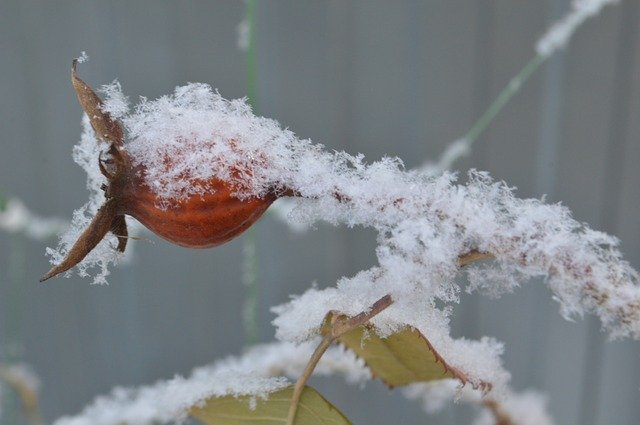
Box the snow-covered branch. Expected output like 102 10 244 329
48 78 640 391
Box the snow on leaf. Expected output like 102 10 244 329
190 385 351 425
52 342 367 425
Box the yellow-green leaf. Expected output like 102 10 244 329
323 312 477 388
190 385 351 425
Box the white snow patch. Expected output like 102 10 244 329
536 0 619 57
403 379 554 425
100 81 130 120
76 51 89 64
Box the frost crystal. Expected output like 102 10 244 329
100 81 130 120
76 51 89 64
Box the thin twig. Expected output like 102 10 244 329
286 294 394 425
241 0 260 347
285 336 334 425
464 55 545 146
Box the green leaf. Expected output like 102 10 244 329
323 313 473 388
190 385 352 425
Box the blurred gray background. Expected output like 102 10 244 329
1 1 639 424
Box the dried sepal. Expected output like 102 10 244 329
40 199 118 282
71 59 124 147
40 63 130 282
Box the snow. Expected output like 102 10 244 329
536 0 619 57
420 138 471 177
403 379 554 425
76 51 89 64
403 379 483 414
100 81 130 120
473 392 553 425
54 372 287 425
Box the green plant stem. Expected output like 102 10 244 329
464 54 546 147
245 0 258 112
242 0 260 347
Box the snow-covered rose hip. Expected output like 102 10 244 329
40 62 282 281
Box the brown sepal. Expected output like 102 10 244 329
40 199 118 282
71 59 124 146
